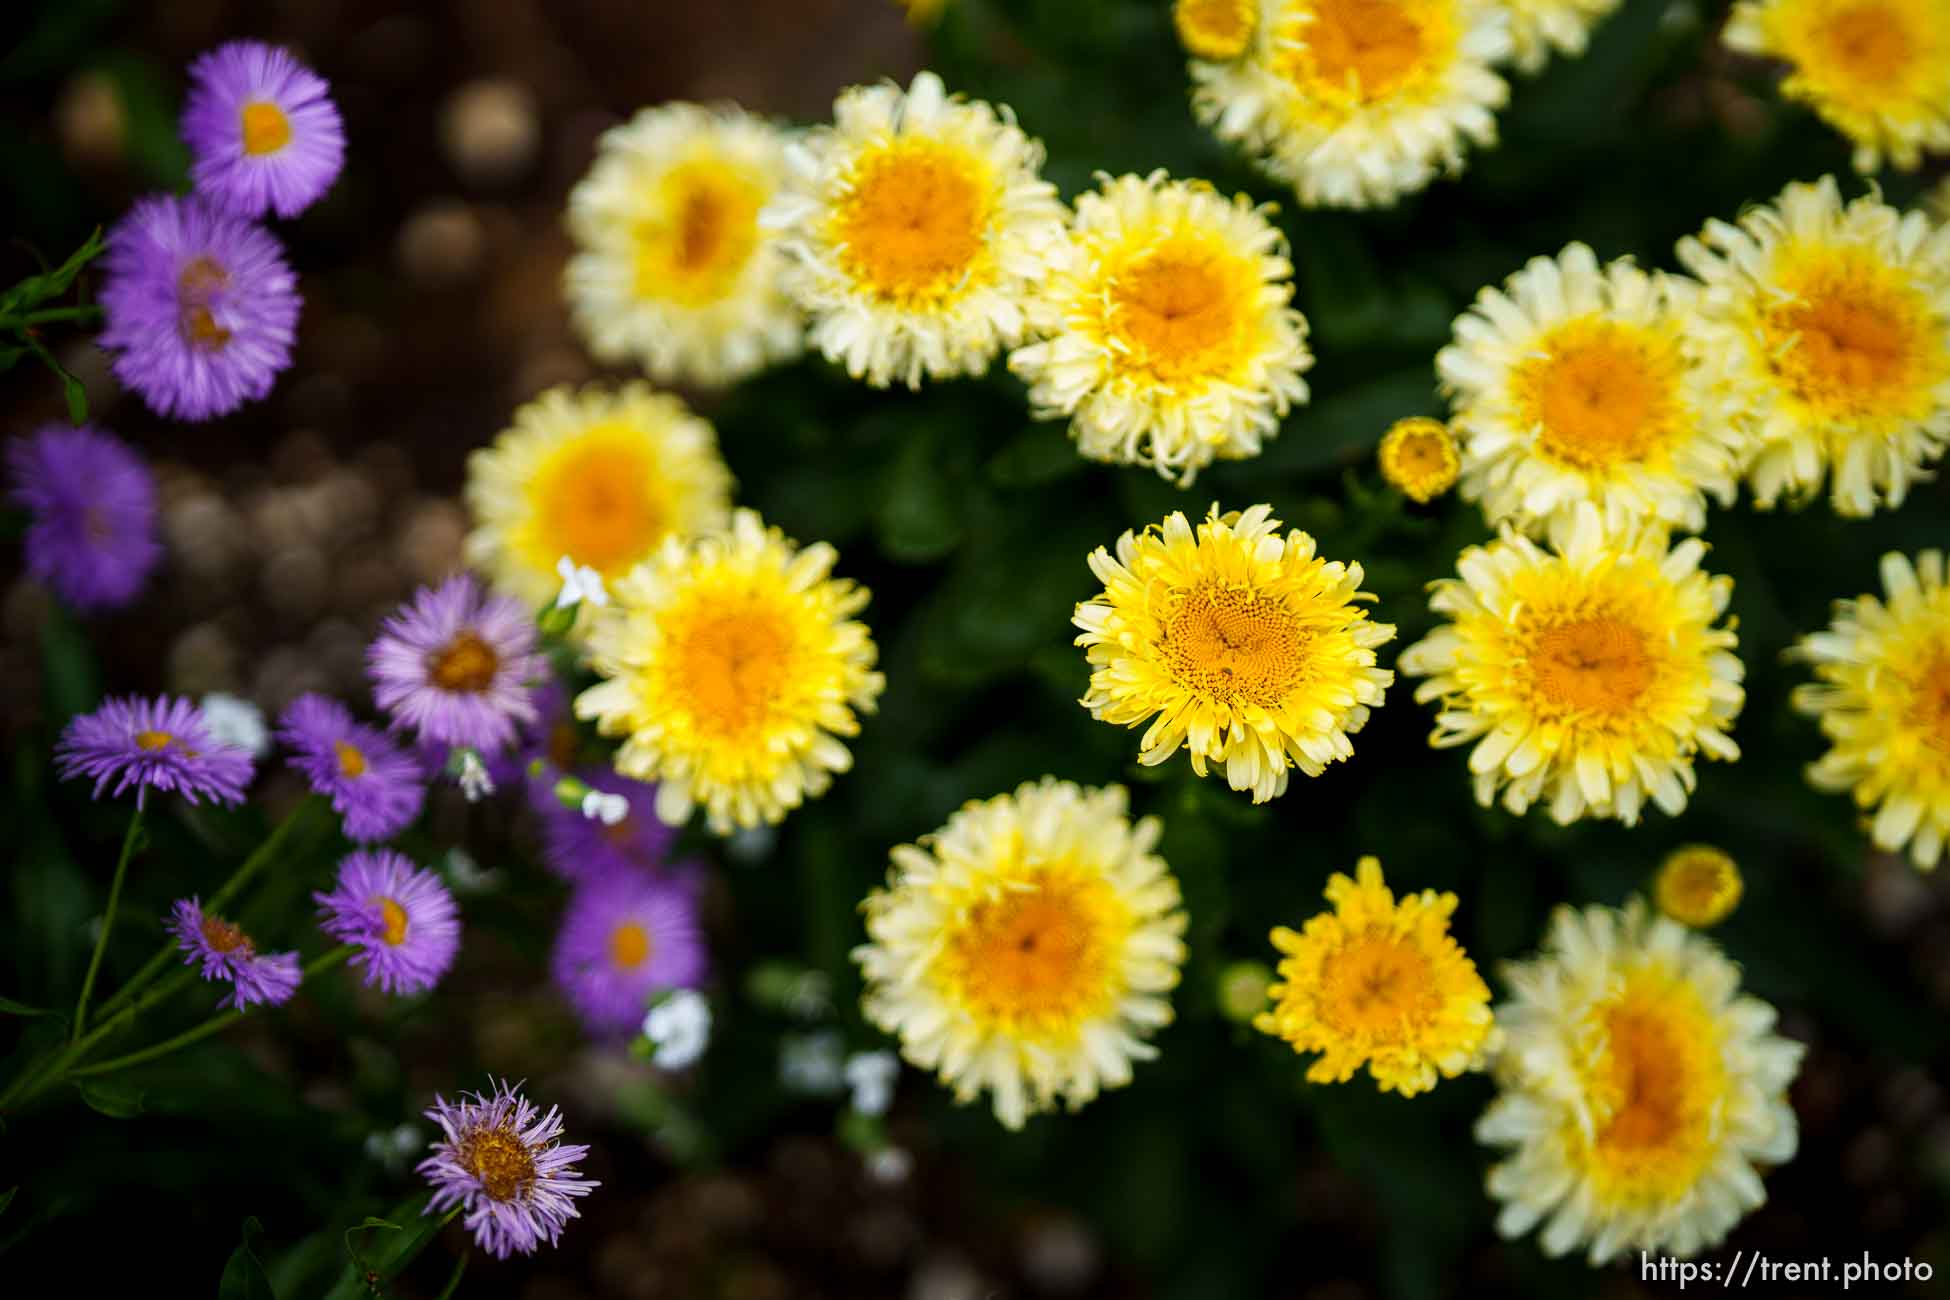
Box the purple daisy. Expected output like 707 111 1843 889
536 767 677 885
97 194 300 422
167 897 301 1010
55 695 254 809
368 574 544 755
418 1077 599 1259
314 849 461 995
277 693 426 842
182 41 345 220
550 871 707 1038
6 423 161 612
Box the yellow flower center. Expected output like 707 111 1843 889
429 632 500 694
135 729 174 751
1379 417 1459 501
1909 652 1950 755
1175 0 1259 60
633 158 766 307
200 913 252 955
376 896 410 946
239 100 292 156
1764 249 1937 421
1526 615 1655 718
1106 239 1255 386
1512 318 1685 471
609 920 652 970
1812 2 1919 90
460 1124 537 1203
1655 847 1743 928
1273 0 1453 113
1162 585 1311 709
662 595 801 745
1316 931 1440 1040
524 427 672 578
935 868 1128 1040
177 256 232 352
334 741 368 778
832 139 991 307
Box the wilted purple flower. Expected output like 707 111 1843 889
368 575 543 755
536 767 676 884
418 1077 598 1259
98 194 300 422
278 693 426 842
6 423 161 612
55 695 254 809
167 897 301 1010
550 870 706 1037
182 40 345 220
315 849 461 995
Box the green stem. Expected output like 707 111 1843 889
5 304 103 327
0 970 192 1111
72 809 143 1041
433 1245 469 1300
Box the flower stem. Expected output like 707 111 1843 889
433 1245 469 1300
72 808 143 1041
0 969 192 1112
4 304 104 327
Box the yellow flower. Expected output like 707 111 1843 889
1175 0 1259 60
897 0 947 23
565 103 802 386
576 509 884 833
854 779 1188 1130
1792 550 1950 869
1677 175 1950 516
463 383 733 609
1437 243 1742 537
1398 504 1744 825
1190 0 1511 209
1255 857 1493 1095
1377 416 1461 502
1725 0 1950 173
1654 845 1744 927
1500 0 1624 74
1074 504 1396 803
1478 900 1803 1263
764 71 1068 388
1008 172 1312 485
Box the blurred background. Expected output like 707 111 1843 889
3 0 1949 1296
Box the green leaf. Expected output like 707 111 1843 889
986 422 1084 487
74 1078 144 1118
0 346 24 373
219 1217 278 1300
874 427 967 563
61 374 86 425
0 996 56 1017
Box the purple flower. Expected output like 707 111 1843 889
368 575 544 755
98 194 300 422
6 423 161 611
417 677 574 798
315 849 461 995
418 1078 599 1259
550 871 707 1037
167 897 301 1010
277 693 426 842
55 695 254 809
182 40 345 220
537 767 676 884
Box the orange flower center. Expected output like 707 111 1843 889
429 632 500 693
460 1124 537 1203
240 100 293 156
1162 584 1310 709
1528 615 1654 718
334 741 368 778
376 896 410 946
609 921 652 970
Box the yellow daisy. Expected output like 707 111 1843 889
1007 172 1312 485
1073 504 1395 803
575 509 884 833
463 383 733 609
1175 0 1259 60
1725 0 1950 174
1791 549 1950 869
565 103 802 387
1676 175 1950 516
1500 0 1624 75
1654 845 1744 927
1398 504 1744 825
1377 416 1461 502
1478 900 1803 1263
1255 857 1494 1096
1189 0 1511 209
763 71 1068 388
854 779 1188 1130
1437 242 1742 537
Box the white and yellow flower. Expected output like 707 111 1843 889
1008 172 1311 484
763 71 1068 388
1437 242 1742 537
1676 175 1950 515
855 779 1188 1130
1190 0 1511 209
1500 0 1623 75
1478 900 1803 1263
1398 504 1744 825
565 103 802 386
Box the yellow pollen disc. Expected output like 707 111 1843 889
523 429 671 578
1655 847 1743 928
664 597 800 744
832 139 991 306
429 632 500 694
1378 416 1460 501
1526 615 1655 718
200 913 251 955
935 869 1125 1039
334 741 368 778
177 256 232 351
1575 978 1725 1205
461 1124 538 1203
1316 932 1439 1039
1815 3 1918 88
135 729 174 751
1765 254 1930 419
1910 653 1950 754
240 100 292 156
609 920 652 970
376 896 410 946
633 159 765 307
1513 319 1683 471
1175 0 1259 60
1161 585 1310 709
1107 241 1253 385
1277 0 1442 106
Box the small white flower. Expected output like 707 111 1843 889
453 748 496 802
644 989 713 1070
554 555 609 610
581 790 630 825
779 1029 846 1096
865 1146 912 1186
442 846 502 894
200 692 270 757
363 1122 422 1174
726 823 778 864
844 1050 900 1117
